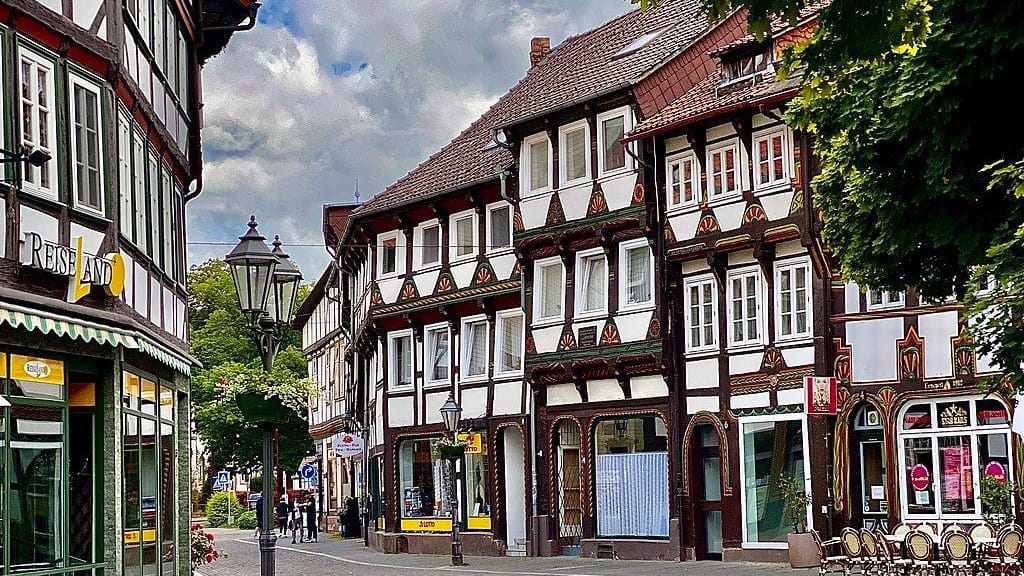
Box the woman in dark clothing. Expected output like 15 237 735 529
305 492 318 542
276 496 289 535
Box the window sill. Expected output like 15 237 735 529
418 262 442 273
71 204 111 224
494 370 524 380
378 272 400 281
451 254 476 266
619 302 655 314
486 247 514 257
459 374 488 385
775 333 813 346
728 341 764 353
597 166 633 181
423 380 450 389
17 187 62 209
387 385 414 393
754 181 793 196
866 304 905 312
573 309 607 321
560 177 591 189
531 317 564 329
707 192 743 208
666 202 701 216
685 348 719 358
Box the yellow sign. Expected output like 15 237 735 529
401 518 453 533
123 530 157 544
10 355 64 384
21 233 126 303
457 433 486 455
1 354 7 378
940 404 969 427
467 516 492 531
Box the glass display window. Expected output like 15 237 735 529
739 416 809 547
593 415 669 538
399 439 451 519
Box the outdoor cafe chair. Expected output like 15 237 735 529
862 529 882 576
904 531 937 576
940 530 973 576
812 529 851 576
842 527 869 572
876 528 910 576
969 523 995 542
980 525 1024 576
893 523 912 539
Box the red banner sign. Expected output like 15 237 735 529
910 464 931 491
985 461 1007 484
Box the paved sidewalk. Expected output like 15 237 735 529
198 528 815 576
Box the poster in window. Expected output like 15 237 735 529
805 376 837 415
985 461 1007 484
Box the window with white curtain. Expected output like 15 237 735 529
421 224 440 267
560 121 589 184
425 325 449 383
620 240 653 309
576 250 607 316
594 415 669 538
389 332 413 389
70 73 104 214
534 258 564 323
684 274 717 352
462 318 488 379
597 107 631 175
522 132 550 194
453 211 476 260
727 267 762 347
775 259 812 340
496 311 524 374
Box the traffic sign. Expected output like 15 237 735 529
300 463 316 480
212 470 231 491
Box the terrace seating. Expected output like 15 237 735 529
841 527 869 572
904 531 937 576
940 530 972 576
812 529 850 576
980 525 1024 576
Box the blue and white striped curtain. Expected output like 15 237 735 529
595 452 669 537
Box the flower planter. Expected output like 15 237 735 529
235 392 293 425
788 532 820 568
437 443 466 460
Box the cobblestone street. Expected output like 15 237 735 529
197 529 814 576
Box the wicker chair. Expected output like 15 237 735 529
862 529 882 576
969 522 995 541
812 529 851 576
981 525 1023 576
904 531 937 576
876 528 910 576
842 527 868 572
892 523 912 539
940 530 973 576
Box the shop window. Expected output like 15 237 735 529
938 436 975 514
8 354 64 401
976 399 1010 426
399 439 451 519
937 401 971 429
464 434 490 521
902 403 933 430
593 415 669 538
8 405 65 571
741 417 807 545
904 437 936 515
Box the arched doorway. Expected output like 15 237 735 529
851 404 887 530
553 420 582 555
689 424 723 560
501 427 527 556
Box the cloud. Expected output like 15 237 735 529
188 0 632 275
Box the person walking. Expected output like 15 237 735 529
305 491 318 543
276 496 288 535
254 494 263 540
290 499 304 544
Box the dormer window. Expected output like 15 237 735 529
721 47 771 84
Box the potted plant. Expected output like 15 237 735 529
434 437 468 460
980 473 1019 527
777 473 817 568
222 366 317 425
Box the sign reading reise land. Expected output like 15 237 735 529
20 232 126 303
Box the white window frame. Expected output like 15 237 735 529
521 131 552 196
867 290 905 311
666 151 700 210
753 127 791 191
415 221 441 270
533 256 566 327
495 310 525 377
738 413 812 549
117 107 135 243
683 274 718 353
596 106 634 176
558 119 591 186
574 248 608 318
486 203 513 254
618 238 655 311
423 322 450 387
377 231 402 279
18 46 59 200
450 209 477 264
896 395 1014 523
774 257 813 342
707 140 742 201
460 315 490 383
726 266 765 348
387 330 415 390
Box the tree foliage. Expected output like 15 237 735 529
638 0 1024 386
188 258 314 478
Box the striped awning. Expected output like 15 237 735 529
0 301 195 376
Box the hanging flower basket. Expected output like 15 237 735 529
235 392 294 425
434 439 468 460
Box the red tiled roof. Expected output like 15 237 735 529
710 0 829 56
352 0 714 220
625 68 801 140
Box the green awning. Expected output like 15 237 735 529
0 301 195 376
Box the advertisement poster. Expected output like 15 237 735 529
942 445 973 501
805 376 837 415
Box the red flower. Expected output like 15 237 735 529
206 533 215 541
192 523 202 530
206 554 213 563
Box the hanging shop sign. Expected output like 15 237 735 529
805 376 837 415
457 432 486 455
333 433 364 458
20 232 126 303
985 461 1007 484
910 464 931 491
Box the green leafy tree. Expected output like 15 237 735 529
637 0 1024 386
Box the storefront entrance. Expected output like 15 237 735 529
691 425 723 559
554 420 582 554
852 405 887 530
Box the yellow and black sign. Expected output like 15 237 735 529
9 355 64 385
20 232 126 303
123 529 157 544
457 433 486 455
401 518 453 533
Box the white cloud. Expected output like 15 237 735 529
188 0 631 275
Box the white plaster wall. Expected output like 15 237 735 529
775 240 803 258
424 392 447 425
686 358 719 389
121 252 135 308
388 396 414 428
617 310 652 342
686 395 719 414
762 191 793 221
669 212 701 242
845 282 861 314
451 259 476 290
491 252 516 280
561 182 591 221
602 173 635 212
378 276 402 303
731 392 770 409
781 346 814 367
777 387 805 407
415 269 439 297
35 0 62 14
162 286 174 333
729 352 762 375
848 317 903 382
707 124 735 141
631 375 668 398
20 206 58 243
132 264 145 319
682 260 709 275
548 383 582 405
520 193 550 230
727 250 756 266
492 381 523 415
0 199 5 258
532 325 562 354
72 0 103 35
714 202 745 232
460 386 487 419
664 136 687 155
919 311 958 378
587 379 623 402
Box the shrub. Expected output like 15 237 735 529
205 492 242 528
236 509 258 530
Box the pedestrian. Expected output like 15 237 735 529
290 499 303 544
276 496 288 535
305 491 318 543
254 494 263 540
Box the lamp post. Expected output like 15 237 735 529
440 394 463 566
225 216 302 576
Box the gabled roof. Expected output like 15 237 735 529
711 0 828 57
351 0 712 220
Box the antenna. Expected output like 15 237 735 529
354 178 360 202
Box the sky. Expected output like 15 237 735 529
187 0 635 279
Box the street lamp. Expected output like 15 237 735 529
440 394 463 566
225 216 303 576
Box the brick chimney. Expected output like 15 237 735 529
530 37 551 67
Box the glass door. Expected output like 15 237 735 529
697 426 723 559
